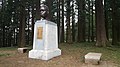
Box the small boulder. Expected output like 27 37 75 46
85 52 102 65
17 48 29 53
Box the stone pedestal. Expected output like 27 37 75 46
85 52 102 65
29 20 61 60
18 48 29 53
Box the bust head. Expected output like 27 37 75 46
40 4 49 19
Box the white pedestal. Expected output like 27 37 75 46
29 20 61 60
29 49 61 60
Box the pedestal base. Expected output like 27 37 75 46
28 49 61 60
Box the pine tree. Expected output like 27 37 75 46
95 0 109 47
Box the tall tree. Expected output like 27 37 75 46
111 0 120 45
57 0 60 43
0 9 2 47
31 1 35 45
1 0 7 47
71 0 75 42
95 0 109 47
88 0 91 42
77 0 86 42
91 0 95 42
18 0 26 47
35 0 41 20
46 0 53 20
66 0 72 43
60 0 64 43
104 0 109 40
1 0 5 47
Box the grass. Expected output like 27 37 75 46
0 47 17 51
0 53 11 57
0 47 17 57
60 42 120 65
0 43 120 66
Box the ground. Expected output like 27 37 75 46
0 43 120 67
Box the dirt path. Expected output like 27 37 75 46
0 50 118 67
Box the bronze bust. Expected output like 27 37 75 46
40 4 49 20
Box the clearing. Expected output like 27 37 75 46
0 43 120 67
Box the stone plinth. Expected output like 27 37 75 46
28 20 61 60
18 48 29 53
85 52 102 65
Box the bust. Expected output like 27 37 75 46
40 4 49 20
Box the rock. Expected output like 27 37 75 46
85 52 102 65
17 48 29 53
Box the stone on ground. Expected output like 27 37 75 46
85 52 102 65
17 47 29 53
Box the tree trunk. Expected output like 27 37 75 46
1 0 5 47
88 0 91 42
18 0 26 47
118 22 120 42
31 3 35 46
95 0 109 47
77 0 86 42
57 0 60 43
72 1 75 42
2 25 5 47
35 0 41 20
91 0 95 42
46 0 52 20
112 0 120 45
104 0 109 40
60 0 64 43
77 1 80 42
112 0 118 45
66 0 72 43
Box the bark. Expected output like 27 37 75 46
95 0 109 47
77 0 85 42
112 0 119 45
71 1 75 42
31 4 35 46
1 0 5 47
88 0 91 42
104 0 109 40
2 25 5 47
77 0 80 42
118 22 120 42
46 0 52 20
57 0 60 43
18 0 26 47
91 0 95 42
66 0 72 43
60 0 64 43
35 0 41 20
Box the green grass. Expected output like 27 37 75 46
60 42 120 65
0 47 17 57
0 53 11 57
0 47 17 51
0 43 120 65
